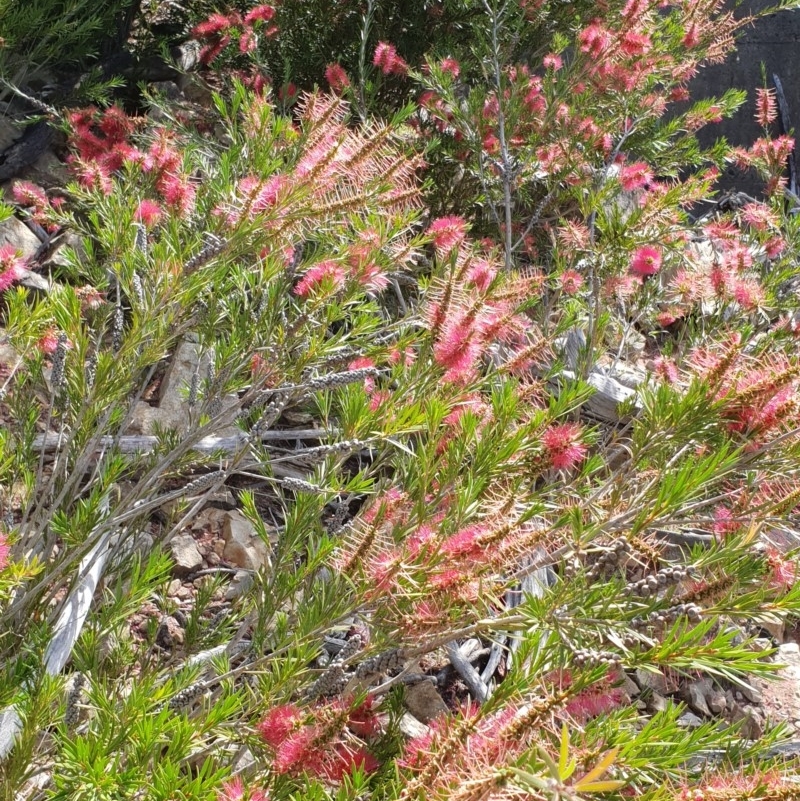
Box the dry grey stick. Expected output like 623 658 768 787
446 641 490 703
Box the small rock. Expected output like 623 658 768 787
399 713 430 739
225 569 254 600
686 682 711 717
730 704 764 740
155 615 185 649
761 620 785 643
622 673 640 697
231 746 256 773
707 692 727 715
0 217 40 259
636 667 668 696
779 642 800 656
168 578 182 595
404 680 449 724
206 551 221 566
223 510 270 571
647 692 669 714
169 533 203 575
678 711 704 729
740 683 762 704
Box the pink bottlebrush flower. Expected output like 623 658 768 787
441 524 483 558
0 263 19 293
732 278 764 310
765 235 786 258
12 180 48 211
406 523 437 559
373 41 408 76
559 269 584 294
317 744 380 781
655 310 678 327
98 106 134 142
193 12 233 38
620 31 651 56
720 243 753 273
740 202 778 231
565 681 626 723
621 0 646 19
244 4 276 24
682 22 700 48
652 356 679 384
258 704 302 749
279 82 298 103
217 777 269 801
239 29 257 53
250 175 286 214
157 173 196 216
134 199 162 228
142 131 182 174
543 53 563 70
433 313 484 384
542 423 588 471
755 87 777 128
440 57 460 78
429 215 467 254
0 534 11 568
466 259 496 292
368 389 390 412
355 261 389 292
295 261 346 296
619 161 653 191
0 244 25 292
325 63 350 94
346 696 381 738
578 21 612 58
273 726 326 775
713 506 739 537
767 547 798 590
37 328 60 355
629 245 662 277
199 35 232 65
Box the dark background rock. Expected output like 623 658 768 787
691 1 800 196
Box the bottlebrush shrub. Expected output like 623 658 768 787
3 9 800 801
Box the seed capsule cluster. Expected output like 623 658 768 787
572 647 622 668
632 601 703 629
624 566 689 597
585 538 631 582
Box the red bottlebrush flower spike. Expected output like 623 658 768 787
373 41 409 76
325 63 350 94
629 245 662 277
0 244 24 292
429 215 468 254
558 269 584 294
755 87 778 128
0 531 9 571
244 4 276 25
134 199 162 228
619 161 653 191
258 704 303 748
542 423 588 471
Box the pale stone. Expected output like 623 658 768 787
222 509 270 571
0 217 39 259
404 681 448 724
169 533 203 575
